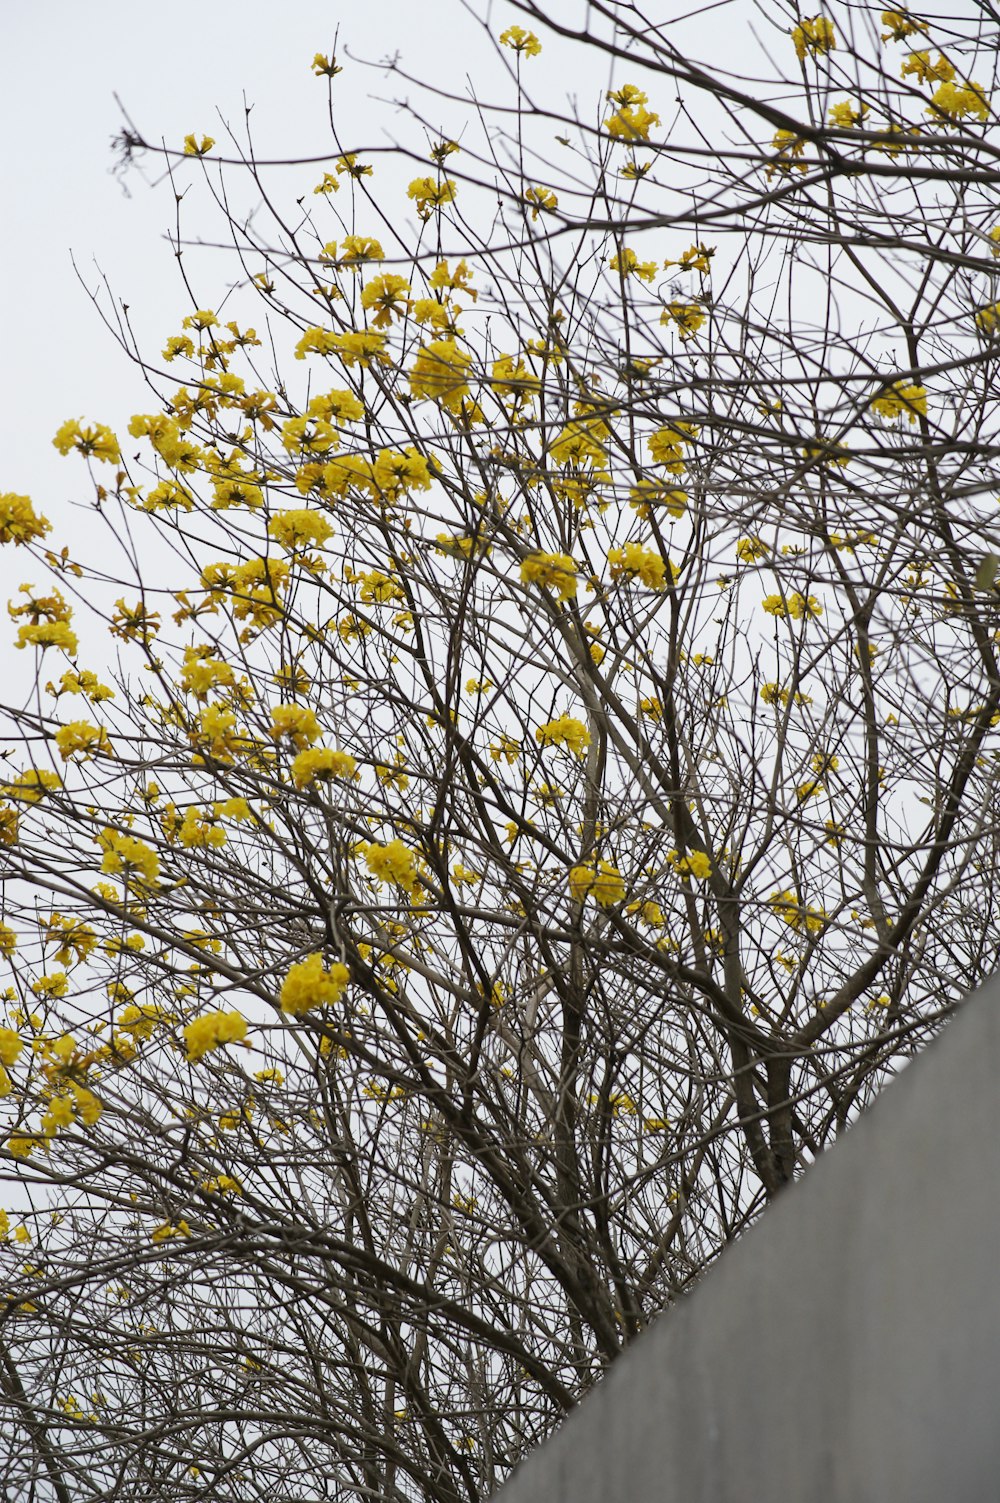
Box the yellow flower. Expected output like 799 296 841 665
648 422 698 473
870 380 927 422
409 339 474 411
625 899 666 927
663 244 715 275
151 1220 191 1244
828 99 869 129
536 714 590 757
927 80 989 123
609 247 659 284
332 234 384 266
54 721 113 762
98 829 160 889
43 913 97 965
499 25 541 55
360 274 411 328
767 129 807 177
791 15 836 61
15 619 78 655
269 704 321 749
608 543 672 590
568 860 626 907
52 418 121 465
660 302 706 338
901 49 954 85
8 1134 41 1160
407 177 457 220
789 592 822 619
49 669 114 702
0 1026 23 1067
290 748 359 789
1 768 61 804
182 134 215 156
364 839 422 897
881 10 928 42
668 849 713 879
41 1094 75 1137
335 152 372 179
0 494 50 546
267 509 335 550
312 52 342 78
605 84 660 141
490 734 521 764
183 1009 248 1062
519 551 580 601
976 302 1000 337
280 953 350 1015
32 971 69 999
524 185 558 219
769 890 827 934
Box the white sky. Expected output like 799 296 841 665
0 0 593 524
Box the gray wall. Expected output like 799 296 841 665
495 989 1000 1502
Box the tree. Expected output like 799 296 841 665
3 3 1000 1497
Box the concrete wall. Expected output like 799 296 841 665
495 988 1000 1502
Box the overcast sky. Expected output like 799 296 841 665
1 1 592 522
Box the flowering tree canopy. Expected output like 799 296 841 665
3 4 1000 1498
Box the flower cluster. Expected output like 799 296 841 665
279 953 350 1015
535 714 590 757
568 860 626 907
183 1009 248 1062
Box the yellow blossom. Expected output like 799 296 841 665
312 52 342 77
290 748 359 788
270 704 321 749
407 177 457 220
608 543 672 590
901 49 954 85
791 15 836 61
409 339 474 411
668 849 713 879
870 380 927 422
609 247 659 284
828 99 869 129
280 953 350 1015
524 185 558 219
519 551 580 601
660 302 706 338
183 1009 248 1062
605 84 660 141
568 860 626 907
98 829 160 889
536 714 590 757
360 274 411 328
54 721 113 762
663 244 715 275
881 10 928 42
1 769 61 804
52 418 121 465
0 1026 23 1067
927 80 989 123
365 839 422 897
15 620 78 654
182 134 215 156
0 494 50 546
267 509 335 550
500 25 541 55
769 889 827 934
768 129 807 177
